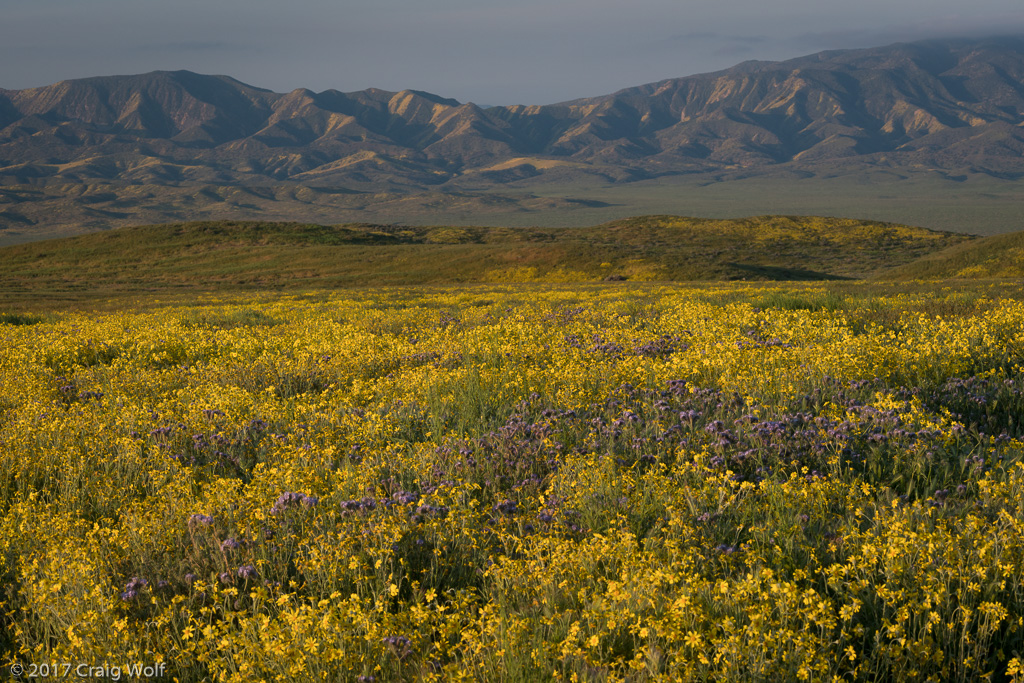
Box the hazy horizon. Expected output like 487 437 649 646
4 0 1024 105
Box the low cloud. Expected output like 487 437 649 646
657 32 769 48
795 18 1024 51
134 40 248 54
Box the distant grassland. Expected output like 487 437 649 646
515 172 1024 237
0 215 973 308
3 173 1022 246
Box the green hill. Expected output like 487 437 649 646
881 229 1024 280
0 215 970 306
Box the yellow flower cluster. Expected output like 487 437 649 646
1 283 1023 681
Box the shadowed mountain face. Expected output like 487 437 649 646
2 37 1024 190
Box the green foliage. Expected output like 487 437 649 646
0 312 46 325
753 290 847 312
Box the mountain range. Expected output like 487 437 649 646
2 36 1024 241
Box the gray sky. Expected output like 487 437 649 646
2 0 1023 105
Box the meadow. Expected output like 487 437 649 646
3 281 1024 681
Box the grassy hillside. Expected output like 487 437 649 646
882 229 1024 280
0 215 970 307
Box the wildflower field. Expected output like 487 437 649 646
3 282 1024 682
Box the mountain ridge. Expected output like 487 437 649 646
3 37 1024 186
2 36 1024 240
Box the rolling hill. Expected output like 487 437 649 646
0 216 972 307
885 229 1024 279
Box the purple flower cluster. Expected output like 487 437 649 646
120 577 147 601
918 374 1024 437
544 305 588 324
493 499 519 516
382 635 413 659
236 565 258 580
437 312 460 329
432 411 565 494
582 333 689 360
383 491 420 507
188 513 214 527
383 634 411 646
736 328 794 350
398 350 442 368
54 377 105 406
411 504 449 522
271 491 320 514
340 497 377 514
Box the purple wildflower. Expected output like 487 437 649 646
237 565 258 580
384 491 420 507
120 577 147 601
494 500 519 516
271 491 319 514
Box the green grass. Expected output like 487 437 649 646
0 215 973 308
0 312 47 325
883 229 1024 280
750 290 848 312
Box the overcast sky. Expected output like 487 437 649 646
3 0 1023 105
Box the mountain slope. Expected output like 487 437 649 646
2 37 1024 240
2 37 1024 189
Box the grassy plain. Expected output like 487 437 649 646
492 172 1024 237
3 173 1023 247
3 280 1024 681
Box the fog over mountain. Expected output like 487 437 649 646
4 0 1024 104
